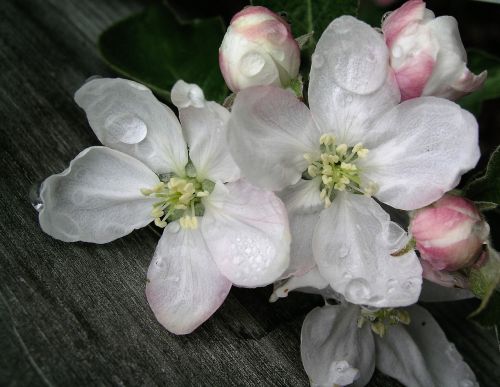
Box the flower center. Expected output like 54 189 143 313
140 163 215 230
357 307 411 337
303 134 377 208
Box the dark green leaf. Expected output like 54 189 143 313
465 146 500 205
251 0 359 54
458 49 500 116
99 5 227 103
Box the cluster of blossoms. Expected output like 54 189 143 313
36 0 494 385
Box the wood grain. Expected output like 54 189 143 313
0 0 498 385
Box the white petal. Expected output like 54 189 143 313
202 180 290 287
270 266 330 302
309 71 400 146
74 78 188 175
311 16 389 95
375 305 478 387
313 193 422 307
278 179 322 278
180 101 240 182
419 280 474 302
362 97 480 210
301 304 375 387
171 80 206 108
39 147 159 243
146 222 232 334
227 86 321 191
422 17 467 98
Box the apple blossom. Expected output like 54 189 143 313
382 0 486 100
219 6 300 92
301 303 478 386
227 16 480 307
410 194 489 271
38 78 290 334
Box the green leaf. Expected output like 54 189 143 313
469 247 500 326
465 146 500 205
98 4 227 103
251 0 359 53
458 49 500 117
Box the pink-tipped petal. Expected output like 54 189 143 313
382 0 427 48
146 223 232 335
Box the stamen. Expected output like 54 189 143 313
302 138 374 207
141 173 213 230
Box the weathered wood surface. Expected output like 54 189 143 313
0 0 499 386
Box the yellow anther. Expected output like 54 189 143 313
140 188 153 196
340 162 356 171
352 143 363 153
303 153 315 162
308 165 319 177
152 182 165 192
179 192 194 204
320 154 330 164
196 191 209 197
324 196 332 208
328 154 340 163
322 175 333 185
320 188 327 199
334 182 346 191
154 218 167 228
320 133 336 146
322 165 333 175
336 144 348 156
340 176 350 185
180 215 198 230
151 208 164 218
357 148 369 158
175 204 187 210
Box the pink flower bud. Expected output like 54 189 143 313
382 0 486 101
219 6 300 92
410 194 489 271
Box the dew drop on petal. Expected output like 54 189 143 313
338 245 350 258
29 181 44 212
240 52 266 77
104 113 148 144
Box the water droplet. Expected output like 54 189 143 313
104 113 148 144
392 45 403 59
402 277 420 291
366 52 376 63
345 278 371 302
387 278 398 293
240 52 266 77
29 182 44 212
343 272 352 280
266 23 287 44
338 245 349 258
312 53 325 68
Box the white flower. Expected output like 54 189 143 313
219 6 300 92
301 303 478 387
227 16 480 307
38 78 290 334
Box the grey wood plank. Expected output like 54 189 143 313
0 0 498 386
